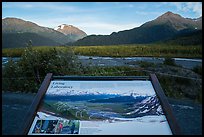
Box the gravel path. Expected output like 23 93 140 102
168 98 202 135
2 92 202 135
2 92 36 135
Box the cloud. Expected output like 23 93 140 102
186 2 202 17
73 22 142 35
2 2 87 13
28 16 142 35
170 2 202 17
135 11 163 16
127 4 134 8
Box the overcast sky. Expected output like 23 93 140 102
2 2 202 35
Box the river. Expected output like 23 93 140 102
2 56 202 69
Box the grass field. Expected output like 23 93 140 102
2 44 202 58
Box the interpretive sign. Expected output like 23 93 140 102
22 74 180 135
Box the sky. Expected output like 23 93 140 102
2 2 202 35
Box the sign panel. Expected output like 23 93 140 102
27 79 173 135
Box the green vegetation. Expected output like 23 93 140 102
2 65 146 93
72 44 202 58
163 57 177 66
162 30 202 46
2 48 25 57
2 46 69 57
192 65 202 76
2 43 202 103
157 75 202 103
138 61 156 68
2 43 84 92
2 33 61 49
2 44 202 58
2 43 147 92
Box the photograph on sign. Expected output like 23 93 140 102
28 80 172 135
31 119 79 134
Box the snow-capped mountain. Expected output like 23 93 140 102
2 18 72 44
46 88 151 98
54 24 87 41
124 95 164 118
2 18 87 48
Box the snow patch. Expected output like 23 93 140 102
138 109 149 114
60 24 65 29
157 106 162 112
54 26 60 30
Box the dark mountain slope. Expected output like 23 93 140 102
2 33 61 49
162 29 202 45
2 18 88 48
70 11 202 46
2 17 72 45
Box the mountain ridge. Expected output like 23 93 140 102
2 17 71 44
2 11 202 48
70 11 202 46
2 17 87 48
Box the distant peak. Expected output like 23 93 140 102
156 11 184 21
160 11 182 18
164 11 174 15
3 17 25 22
2 17 40 27
54 24 87 37
3 17 19 20
55 24 75 30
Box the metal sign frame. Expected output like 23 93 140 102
21 73 181 135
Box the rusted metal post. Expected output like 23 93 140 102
20 73 53 135
150 73 181 135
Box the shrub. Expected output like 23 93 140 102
163 57 177 66
192 65 202 76
2 42 84 92
138 61 156 68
